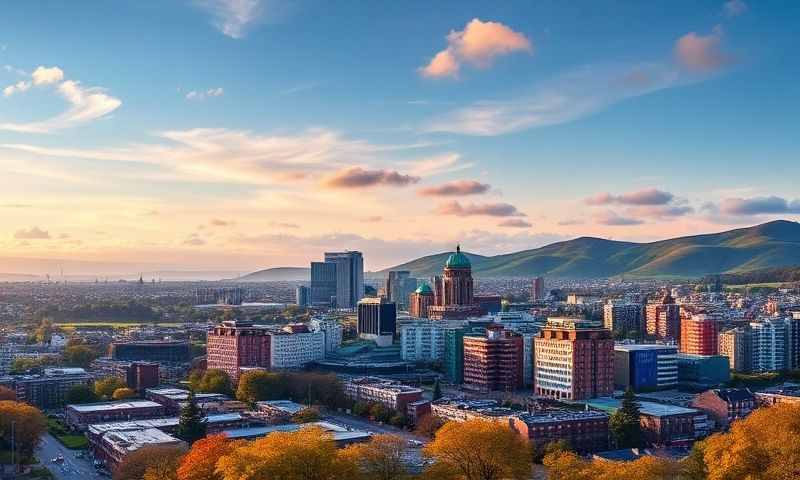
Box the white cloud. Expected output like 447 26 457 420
424 62 688 136
723 0 747 17
3 80 31 97
31 66 64 85
194 0 264 39
185 87 225 101
674 26 731 73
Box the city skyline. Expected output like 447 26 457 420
1 1 799 273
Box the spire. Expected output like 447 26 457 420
456 244 461 253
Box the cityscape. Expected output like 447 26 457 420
2 1 800 480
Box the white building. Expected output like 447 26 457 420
309 316 343 355
269 330 325 369
750 318 787 372
399 320 446 362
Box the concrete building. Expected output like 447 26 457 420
430 399 516 423
310 261 337 306
531 277 545 302
0 367 94 409
646 292 680 341
750 318 787 372
256 400 310 422
788 312 800 369
676 354 730 387
443 326 466 384
690 388 755 430
399 320 446 362
295 285 311 307
604 302 644 336
463 325 524 393
357 297 396 346
206 320 271 382
343 377 423 411
66 400 168 431
614 344 678 392
386 270 417 310
309 316 343 356
719 327 753 373
93 428 184 472
110 341 190 363
409 283 435 319
270 324 325 369
680 314 719 355
534 318 614 400
325 251 364 309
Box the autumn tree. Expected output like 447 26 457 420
66 384 98 404
338 434 408 480
415 414 444 439
292 407 321 424
193 369 233 395
544 451 681 480
0 386 16 401
95 376 128 400
236 370 284 404
112 387 137 400
62 344 99 368
0 401 47 462
114 445 186 480
177 434 241 480
542 451 593 480
176 390 206 444
216 426 350 480
609 388 644 448
423 419 531 480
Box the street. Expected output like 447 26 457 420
37 434 104 480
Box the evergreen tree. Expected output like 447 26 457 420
609 388 644 448
432 378 442 400
176 390 206 443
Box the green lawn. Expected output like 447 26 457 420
47 418 89 450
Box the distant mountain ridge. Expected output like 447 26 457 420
232 267 311 282
376 220 800 279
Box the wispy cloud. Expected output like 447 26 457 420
322 166 420 189
723 0 748 17
280 83 318 96
401 153 473 177
674 26 732 73
14 226 51 240
498 219 532 228
186 87 224 101
418 180 490 197
436 200 524 217
193 0 265 39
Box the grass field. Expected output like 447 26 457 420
47 419 89 450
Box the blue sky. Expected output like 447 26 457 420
0 0 798 273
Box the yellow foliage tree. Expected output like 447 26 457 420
95 376 127 400
423 419 531 480
112 387 136 400
543 450 681 480
338 434 407 480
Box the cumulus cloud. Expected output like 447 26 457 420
498 219 532 228
418 180 490 196
323 166 420 189
194 0 265 38
419 18 532 78
675 26 731 73
186 87 224 101
585 188 674 206
3 80 31 97
0 69 121 133
720 196 800 215
14 226 51 239
723 0 747 17
436 200 524 217
425 62 688 136
593 210 644 226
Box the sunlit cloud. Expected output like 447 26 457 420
418 180 490 197
193 0 265 39
13 226 51 240
498 219 532 228
674 26 732 73
322 166 420 189
436 200 524 217
585 188 674 206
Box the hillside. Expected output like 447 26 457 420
230 267 310 282
377 220 800 279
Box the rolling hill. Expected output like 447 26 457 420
377 220 800 279
231 267 311 282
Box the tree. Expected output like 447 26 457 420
0 386 16 401
0 401 47 462
544 451 681 480
292 407 321 424
62 344 98 368
216 426 350 480
177 434 242 480
609 388 643 448
193 369 233 395
112 387 137 400
339 434 407 480
414 414 444 439
370 403 391 423
352 401 371 417
95 377 128 400
114 445 186 480
34 319 56 344
542 451 593 480
432 379 442 401
177 391 207 444
66 384 98 404
236 370 283 404
423 419 531 480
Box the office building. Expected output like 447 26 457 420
295 285 311 307
443 327 466 384
531 277 545 302
680 314 719 355
269 324 325 369
206 320 271 382
386 270 417 309
309 316 343 356
750 318 787 372
512 410 609 453
676 354 730 386
409 283 435 318
603 302 644 336
0 367 94 409
110 341 190 363
463 325 524 393
614 344 678 391
343 377 423 411
399 320 446 362
646 292 681 341
357 297 396 346
126 362 159 393
325 251 364 309
66 400 168 431
719 327 753 373
534 318 614 400
310 261 337 306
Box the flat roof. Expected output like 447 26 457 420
68 400 163 413
257 400 307 415
222 421 370 442
103 428 182 453
88 413 243 434
614 344 678 352
585 397 702 417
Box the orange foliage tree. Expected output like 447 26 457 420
0 386 16 401
0 400 47 461
177 434 242 480
113 445 186 480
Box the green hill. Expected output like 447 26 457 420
377 220 800 279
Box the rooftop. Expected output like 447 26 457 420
68 400 163 413
103 428 182 453
222 421 371 443
585 398 703 417
88 413 242 435
257 400 307 415
445 245 471 269
517 409 609 424
614 344 679 352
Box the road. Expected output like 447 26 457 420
37 433 105 480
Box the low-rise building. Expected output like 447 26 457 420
144 387 229 414
586 398 708 446
429 399 516 423
614 344 678 392
66 400 169 431
222 421 370 446
343 377 423 411
93 428 185 472
690 388 755 430
256 400 310 422
511 409 610 453
0 367 94 409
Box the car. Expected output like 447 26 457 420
407 439 424 448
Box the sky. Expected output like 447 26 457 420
0 0 799 275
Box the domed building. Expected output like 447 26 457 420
409 282 435 318
426 245 483 320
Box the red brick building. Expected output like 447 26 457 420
126 362 159 392
206 320 271 382
511 410 609 453
690 388 755 430
646 292 681 341
534 318 614 400
680 314 719 355
463 325 524 393
408 283 435 318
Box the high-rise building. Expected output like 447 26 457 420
534 318 615 401
409 283 435 318
443 327 466 384
646 292 681 341
295 285 310 307
206 320 271 382
680 314 719 355
126 362 160 393
386 270 417 309
325 251 364 309
309 316 343 356
269 324 325 369
427 246 482 320
463 325 523 393
750 318 787 372
614 344 678 392
787 312 800 370
603 302 644 336
719 327 753 373
357 297 396 346
531 277 545 302
399 320 446 362
310 261 337 306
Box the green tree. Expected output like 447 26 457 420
193 369 233 395
291 407 321 424
62 344 98 368
66 384 98 404
176 391 206 444
609 388 644 448
235 370 284 404
95 376 127 400
432 378 442 401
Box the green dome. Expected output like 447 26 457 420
415 283 433 295
445 245 471 269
